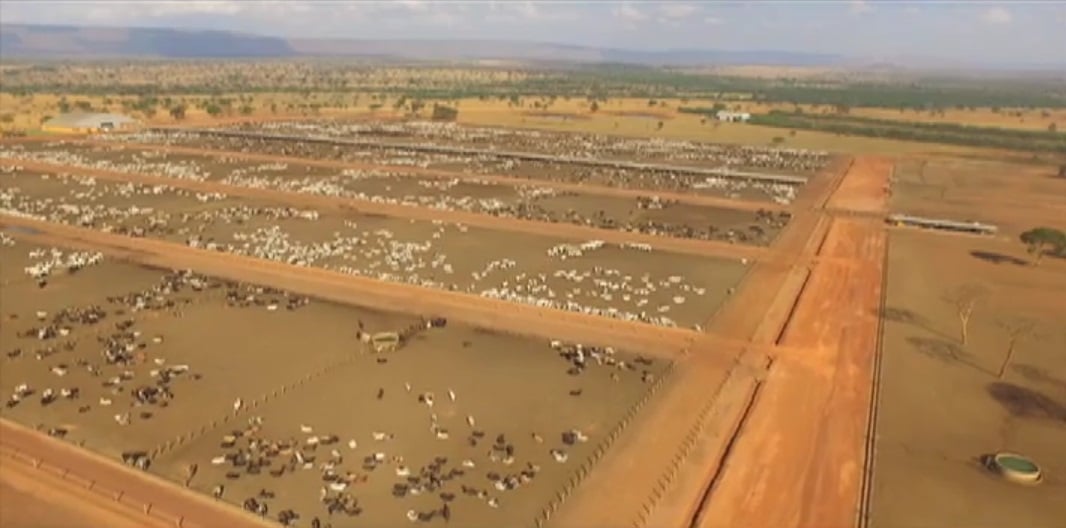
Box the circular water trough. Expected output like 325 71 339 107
988 452 1043 485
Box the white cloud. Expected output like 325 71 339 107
516 1 541 20
849 0 873 15
397 0 428 12
145 1 245 17
704 16 724 25
614 4 648 22
981 7 1012 24
660 3 698 19
904 6 920 15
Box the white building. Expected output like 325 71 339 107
716 111 752 123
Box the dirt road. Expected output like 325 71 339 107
0 158 770 262
550 159 848 528
0 419 270 528
692 156 889 528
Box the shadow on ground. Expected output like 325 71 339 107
906 336 989 374
1012 364 1066 392
970 250 1029 266
986 382 1066 423
883 307 955 341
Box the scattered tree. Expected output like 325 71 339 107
1058 164 1066 179
995 316 1036 379
589 101 599 113
1049 123 1058 133
239 105 254 116
1019 227 1066 265
430 104 458 121
656 121 664 130
169 104 187 120
943 284 990 345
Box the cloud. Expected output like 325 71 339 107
704 16 724 25
396 0 429 12
849 0 873 14
660 3 698 19
614 4 648 22
981 7 1012 24
904 6 920 15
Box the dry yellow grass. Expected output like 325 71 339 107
1 92 1054 158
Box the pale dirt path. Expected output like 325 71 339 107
0 419 271 528
692 158 889 528
5 136 789 213
0 158 770 263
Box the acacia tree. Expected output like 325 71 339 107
1019 227 1066 265
996 316 1036 379
943 284 990 345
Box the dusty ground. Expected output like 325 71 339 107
0 237 669 527
890 157 1066 236
870 229 1066 528
2 140 790 246
1 166 750 329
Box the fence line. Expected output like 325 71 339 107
529 359 679 527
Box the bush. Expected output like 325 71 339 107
431 104 459 121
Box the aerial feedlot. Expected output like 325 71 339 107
226 121 831 174
100 128 815 204
1 168 747 329
0 236 668 527
1 142 790 246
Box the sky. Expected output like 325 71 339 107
2 1 1065 66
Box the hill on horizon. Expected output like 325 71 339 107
0 23 846 66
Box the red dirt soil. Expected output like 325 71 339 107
0 419 270 528
827 156 891 215
693 155 890 528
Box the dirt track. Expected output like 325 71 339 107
692 158 889 528
0 158 770 262
549 158 851 528
0 419 270 528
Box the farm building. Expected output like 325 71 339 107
41 112 138 134
887 213 998 235
716 111 752 123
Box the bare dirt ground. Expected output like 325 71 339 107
871 167 1066 528
890 157 1066 236
0 125 900 528
0 157 771 262
1 420 269 528
691 155 889 528
0 235 671 527
828 156 892 215
0 214 708 358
